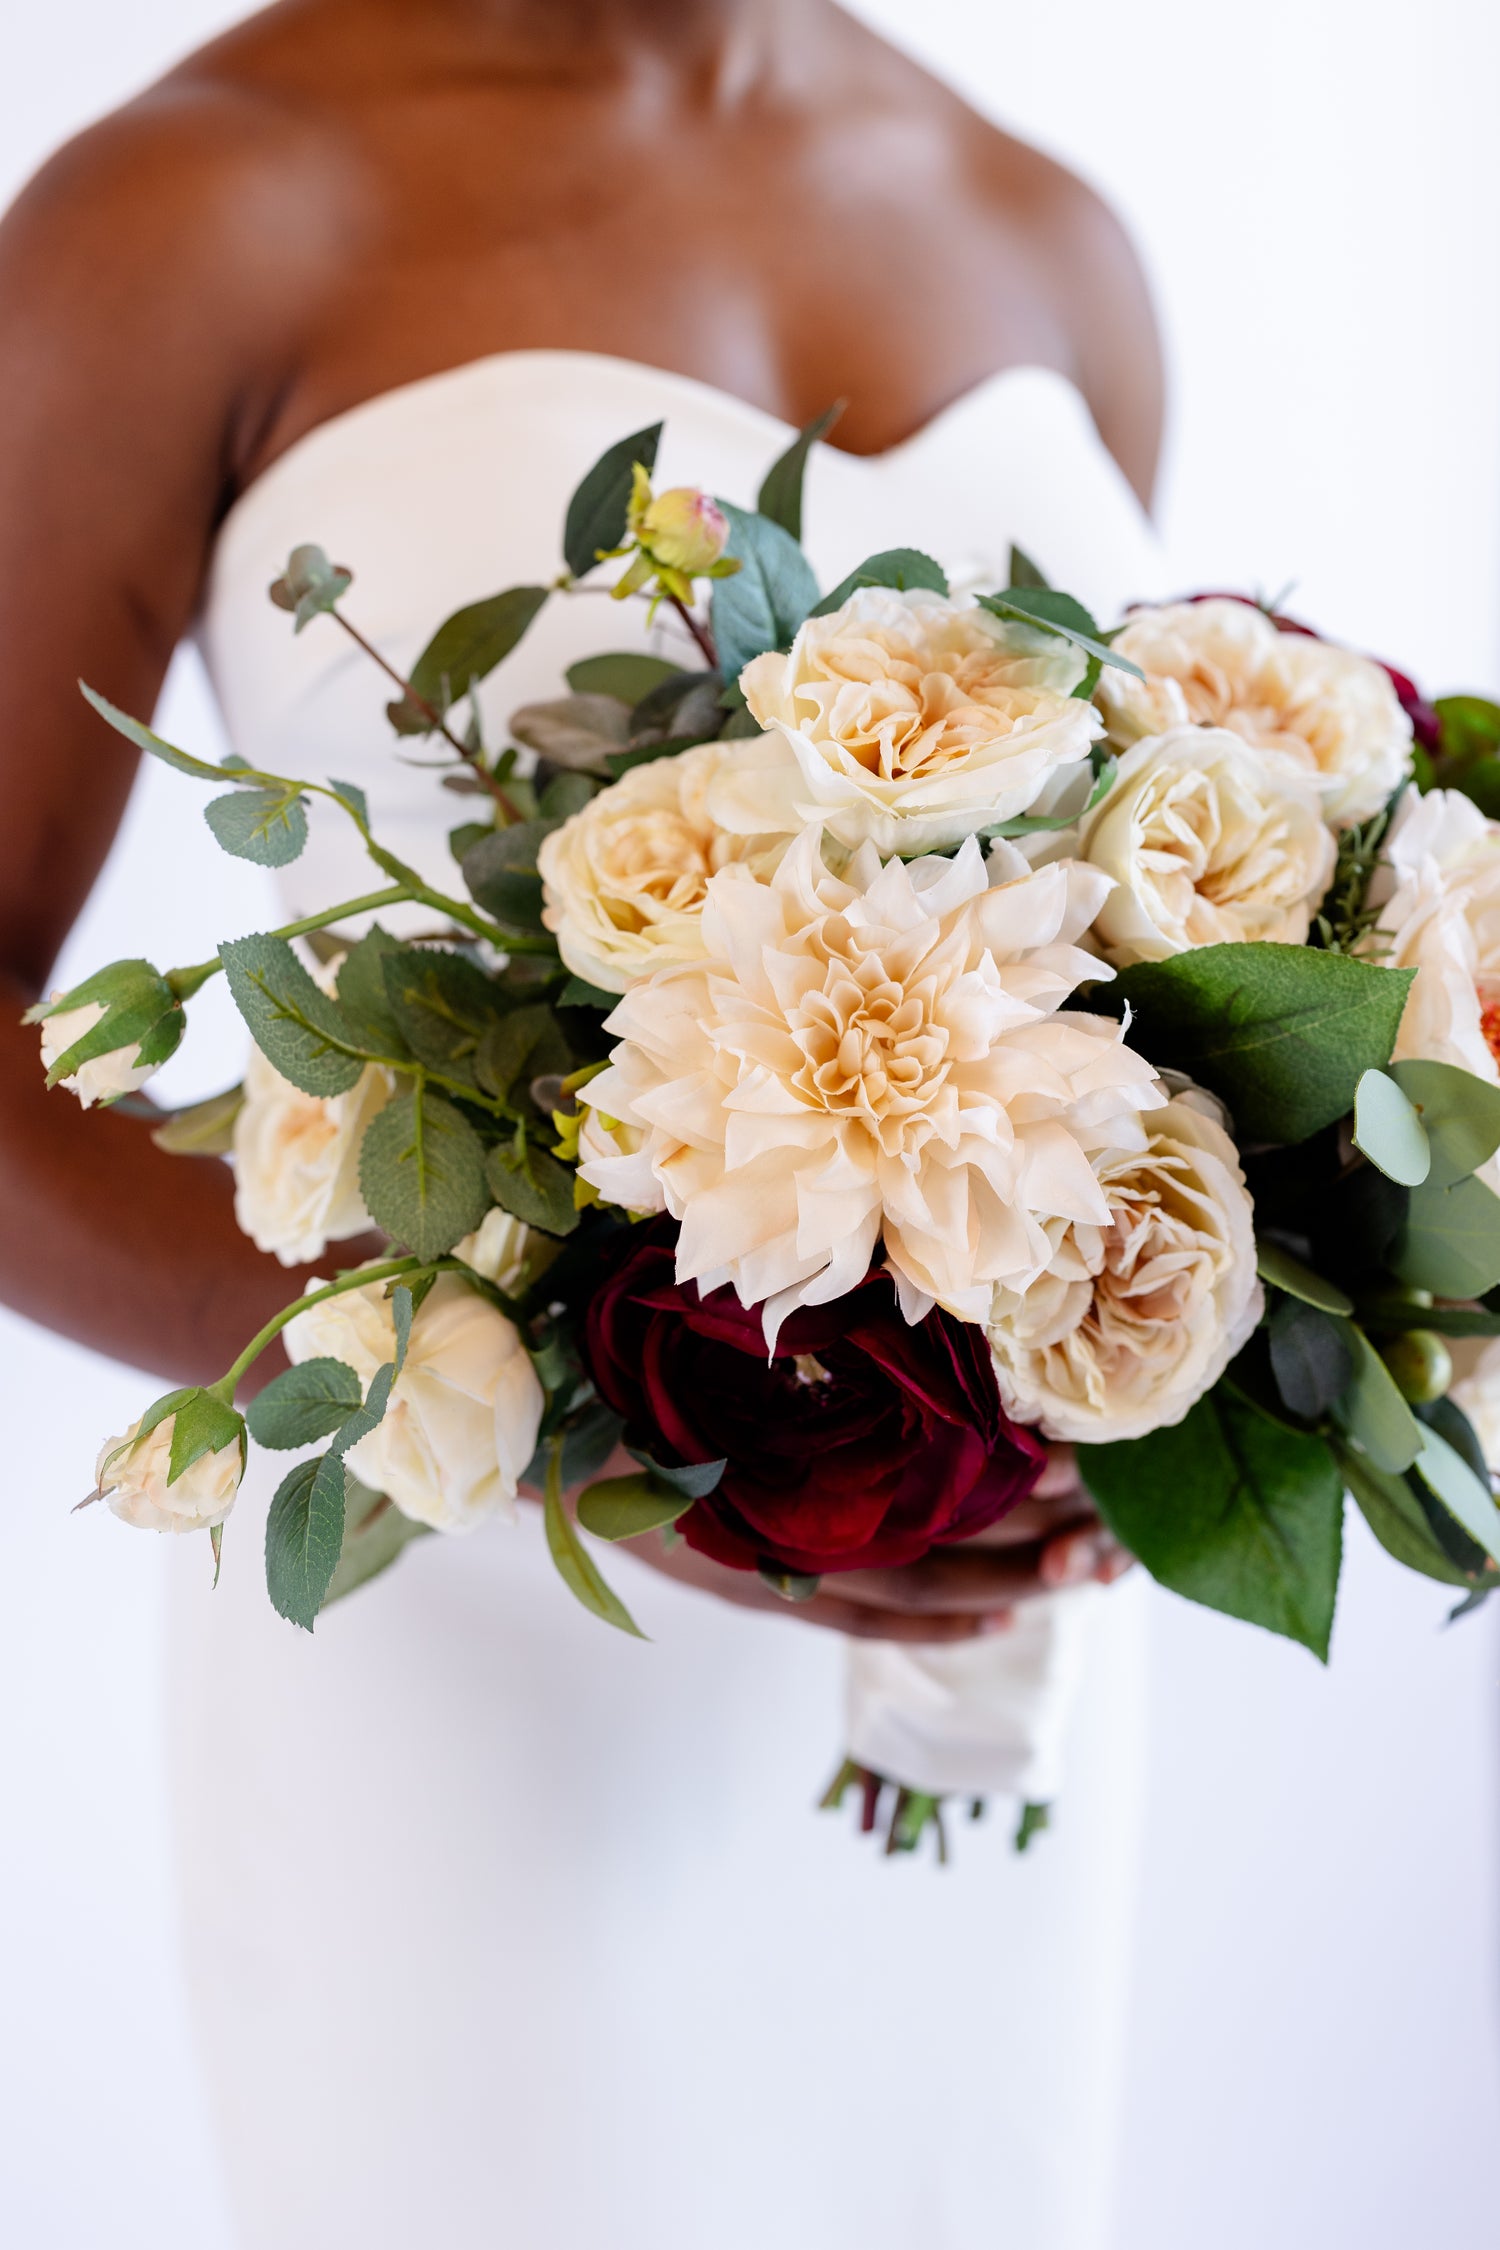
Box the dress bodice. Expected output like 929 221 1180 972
198 350 1167 923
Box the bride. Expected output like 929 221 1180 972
0 4 1166 2244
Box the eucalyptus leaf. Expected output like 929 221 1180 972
1096 945 1414 1144
246 1357 364 1450
563 422 662 579
1255 1238 1354 1316
265 1452 348 1631
268 543 352 632
220 934 367 1097
624 1450 726 1501
359 1087 490 1259
810 547 948 618
1338 1445 1478 1589
461 819 557 931
710 501 820 680
405 586 550 717
1390 1057 1500 1188
755 400 844 541
1267 1298 1352 1422
508 694 630 771
80 684 244 782
1330 1323 1423 1473
1353 1068 1430 1185
1391 1171 1500 1298
543 1468 646 1637
150 1083 245 1158
565 652 681 703
204 787 309 869
558 976 617 1011
576 1474 692 1541
1411 1424 1500 1564
1079 1387 1344 1658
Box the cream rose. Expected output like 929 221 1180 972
1076 725 1336 964
232 1041 393 1267
537 743 785 994
1366 790 1500 1186
38 1001 159 1108
987 1093 1262 1444
95 1412 244 1534
1099 599 1413 828
579 828 1164 1343
708 586 1100 856
284 1273 543 1533
453 1208 535 1293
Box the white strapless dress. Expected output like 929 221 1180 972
170 351 1168 2250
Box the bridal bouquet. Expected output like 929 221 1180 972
37 411 1500 1854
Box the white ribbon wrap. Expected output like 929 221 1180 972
843 1587 1100 1801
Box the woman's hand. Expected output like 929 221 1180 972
534 1445 1134 1646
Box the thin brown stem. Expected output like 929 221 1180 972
329 610 525 824
667 592 719 670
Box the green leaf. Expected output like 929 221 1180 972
79 683 237 781
265 1452 348 1631
1358 1294 1500 1338
1353 1068 1430 1185
559 1402 624 1488
335 926 411 1058
204 787 309 868
151 1083 244 1158
359 1086 489 1259
220 934 366 1096
473 1005 569 1111
268 543 352 632
576 1473 693 1540
37 957 185 1089
563 422 662 579
246 1358 364 1450
559 976 617 1011
1391 1171 1500 1298
811 546 948 618
1079 1387 1344 1658
755 400 844 541
404 586 550 719
1267 1298 1353 1422
1256 1238 1353 1316
1337 1445 1479 1587
543 1456 646 1636
323 1472 430 1607
329 778 368 826
389 1283 414 1379
1330 1323 1423 1473
624 1449 726 1501
1008 545 1050 589
565 651 682 703
382 947 501 1085
1099 945 1415 1143
1390 1058 1500 1188
976 587 1144 679
461 820 556 931
485 1142 579 1235
709 501 821 680
166 1391 245 1486
1412 1424 1500 1564
604 735 708 779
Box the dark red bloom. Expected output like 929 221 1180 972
1180 589 1441 753
581 1223 1046 1576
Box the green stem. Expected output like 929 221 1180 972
166 885 414 998
215 1256 459 1398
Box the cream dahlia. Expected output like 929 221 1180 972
578 829 1164 1343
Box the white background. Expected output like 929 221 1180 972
3 3 1499 2244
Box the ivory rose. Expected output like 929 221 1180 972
708 586 1101 855
454 1207 535 1293
987 1093 1262 1444
1076 725 1336 964
537 743 784 993
1367 790 1500 1185
1098 598 1413 828
38 1001 159 1108
578 828 1164 1343
284 1274 543 1533
95 1413 244 1534
233 1041 394 1266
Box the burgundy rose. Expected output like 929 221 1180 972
1182 589 1441 752
581 1222 1046 1576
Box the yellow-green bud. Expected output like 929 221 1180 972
1380 1329 1453 1405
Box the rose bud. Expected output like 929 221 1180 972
581 1222 1047 1576
95 1403 246 1534
29 959 185 1108
635 485 731 579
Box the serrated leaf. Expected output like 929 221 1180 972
565 652 682 703
977 587 1144 679
1390 1058 1500 1188
166 1390 245 1486
1079 1387 1344 1658
709 501 820 680
810 546 948 619
79 683 236 781
485 1142 579 1235
1256 1238 1354 1316
1353 1068 1430 1185
558 976 617 1011
755 400 844 541
335 926 410 1058
1267 1298 1352 1421
265 1453 348 1631
1098 945 1415 1144
151 1083 244 1157
461 819 556 930
473 1004 569 1110
543 1456 646 1636
332 1359 397 1457
204 787 309 869
323 1472 430 1607
328 778 368 825
563 423 662 579
382 947 501 1085
1331 1323 1422 1472
1391 1171 1500 1298
405 586 550 718
1008 544 1050 589
220 934 366 1096
246 1358 363 1450
389 1284 413 1379
359 1087 489 1259
576 1473 692 1541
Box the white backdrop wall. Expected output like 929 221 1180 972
2 6 1498 2246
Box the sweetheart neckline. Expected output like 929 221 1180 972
214 348 1096 549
